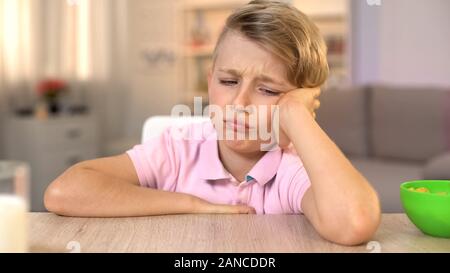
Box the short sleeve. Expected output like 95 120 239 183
286 166 311 214
126 128 180 191
277 151 312 214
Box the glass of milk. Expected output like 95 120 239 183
0 161 29 253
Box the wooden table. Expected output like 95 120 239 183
29 213 450 253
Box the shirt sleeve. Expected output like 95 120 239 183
286 166 311 214
126 128 180 191
277 151 312 214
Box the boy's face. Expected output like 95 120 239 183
208 31 296 154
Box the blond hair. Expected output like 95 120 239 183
213 0 329 88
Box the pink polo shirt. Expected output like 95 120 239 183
126 121 311 214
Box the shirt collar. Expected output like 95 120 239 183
246 146 282 186
197 133 283 185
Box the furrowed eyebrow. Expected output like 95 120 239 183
217 67 289 88
218 68 241 77
257 74 287 87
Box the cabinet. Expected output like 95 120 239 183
293 0 350 87
3 115 99 211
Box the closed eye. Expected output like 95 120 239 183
219 79 238 86
259 88 280 96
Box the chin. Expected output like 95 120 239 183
221 139 262 154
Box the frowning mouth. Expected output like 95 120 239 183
223 119 253 131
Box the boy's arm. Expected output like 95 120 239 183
278 89 381 246
44 154 255 217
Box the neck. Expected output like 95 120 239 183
218 141 265 182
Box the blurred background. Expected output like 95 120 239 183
0 0 449 212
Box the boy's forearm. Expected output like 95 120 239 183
284 107 366 188
283 106 380 228
45 167 208 217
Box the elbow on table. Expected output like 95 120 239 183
44 164 85 216
339 216 380 246
335 206 381 246
44 181 67 215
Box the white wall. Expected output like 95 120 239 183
350 0 380 85
351 0 450 87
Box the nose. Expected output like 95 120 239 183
231 84 251 109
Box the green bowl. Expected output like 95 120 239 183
400 180 450 238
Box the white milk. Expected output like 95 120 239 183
0 195 28 253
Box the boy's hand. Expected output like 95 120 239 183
276 87 321 144
195 198 256 214
278 87 321 120
208 203 256 214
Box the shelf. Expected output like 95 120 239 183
183 45 215 57
292 0 348 19
183 0 247 11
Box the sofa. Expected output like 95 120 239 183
316 85 450 212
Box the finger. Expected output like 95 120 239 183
244 206 257 214
213 204 256 214
234 205 256 214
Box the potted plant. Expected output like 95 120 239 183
36 79 67 115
